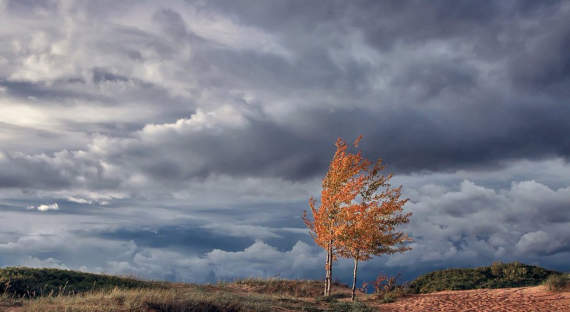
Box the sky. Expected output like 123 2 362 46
0 0 569 285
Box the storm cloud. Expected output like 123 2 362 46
0 0 569 284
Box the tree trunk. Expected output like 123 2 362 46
327 250 333 296
351 257 359 301
324 247 330 296
324 242 333 296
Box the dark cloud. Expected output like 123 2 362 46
0 0 569 285
95 224 254 254
508 19 570 94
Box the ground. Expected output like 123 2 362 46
374 286 570 312
0 280 568 311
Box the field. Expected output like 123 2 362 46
0 263 567 311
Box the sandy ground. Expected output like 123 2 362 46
375 286 569 312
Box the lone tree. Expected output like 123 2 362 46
304 136 369 296
304 136 412 299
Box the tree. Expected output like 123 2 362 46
303 136 369 296
304 136 412 299
336 158 412 301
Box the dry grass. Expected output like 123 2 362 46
543 273 569 292
19 287 281 311
0 280 372 312
227 278 333 298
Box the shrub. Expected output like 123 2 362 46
0 267 159 298
409 262 560 293
544 274 568 291
367 272 413 304
372 273 400 295
329 301 373 312
490 261 503 276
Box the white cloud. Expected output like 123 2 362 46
65 197 92 204
31 202 59 211
141 105 249 136
384 178 570 268
20 256 69 270
516 231 549 253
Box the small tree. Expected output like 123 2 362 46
303 136 369 296
304 136 412 299
336 158 412 301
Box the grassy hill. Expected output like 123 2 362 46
0 267 161 297
0 263 565 311
0 268 371 311
409 261 563 293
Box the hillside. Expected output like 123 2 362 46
0 263 567 311
408 261 562 293
0 268 370 311
0 267 161 297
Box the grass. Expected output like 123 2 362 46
328 301 373 312
228 278 325 297
228 278 350 298
0 267 162 298
0 268 371 311
409 261 564 293
0 263 566 310
20 287 284 312
1 285 335 311
543 273 569 291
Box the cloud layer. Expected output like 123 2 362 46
0 0 569 284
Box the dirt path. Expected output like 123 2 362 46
375 286 569 312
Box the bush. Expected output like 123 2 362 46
0 267 159 298
544 274 568 291
366 272 413 304
409 262 560 293
329 301 373 312
380 292 395 303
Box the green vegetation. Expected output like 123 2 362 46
409 261 563 293
543 273 569 291
0 268 373 311
0 267 161 298
329 301 373 312
0 263 566 311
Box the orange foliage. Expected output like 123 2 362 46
303 136 369 247
336 158 412 262
303 135 412 299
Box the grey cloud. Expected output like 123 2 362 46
4 0 59 16
508 17 570 94
153 9 188 41
0 171 568 284
2 0 569 180
386 180 570 271
95 223 255 255
0 79 106 103
1 0 570 285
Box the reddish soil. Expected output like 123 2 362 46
375 286 569 312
